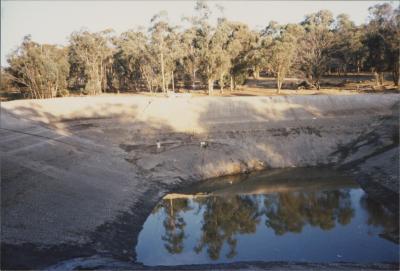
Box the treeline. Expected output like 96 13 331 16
2 1 399 98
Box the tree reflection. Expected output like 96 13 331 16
194 195 260 260
155 198 192 254
155 189 357 260
360 195 399 244
264 190 355 235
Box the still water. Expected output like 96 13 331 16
136 169 399 266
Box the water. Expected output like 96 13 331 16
136 169 399 266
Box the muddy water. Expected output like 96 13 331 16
136 169 399 266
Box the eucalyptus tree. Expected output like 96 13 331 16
6 1 399 99
149 11 175 92
180 1 214 93
350 26 369 76
6 36 69 99
225 22 257 91
214 18 233 93
180 27 201 90
263 22 303 93
0 68 14 93
200 19 233 94
189 1 234 94
68 29 114 94
297 10 335 89
332 14 361 75
181 3 234 93
113 28 157 92
330 14 368 77
364 3 399 86
165 27 185 92
188 0 217 94
244 33 266 81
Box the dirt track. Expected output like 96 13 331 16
1 94 399 269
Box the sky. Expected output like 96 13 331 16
1 0 392 66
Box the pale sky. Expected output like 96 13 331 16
1 0 392 66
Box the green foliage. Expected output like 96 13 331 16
149 12 183 92
57 89 69 97
0 68 23 100
6 36 69 99
190 2 231 94
4 2 399 98
363 3 400 85
263 22 304 92
68 29 114 94
114 30 151 91
296 10 336 89
226 23 259 89
331 14 365 75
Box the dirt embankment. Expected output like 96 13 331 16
1 94 399 269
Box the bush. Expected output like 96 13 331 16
80 87 89 95
57 89 69 97
6 36 69 99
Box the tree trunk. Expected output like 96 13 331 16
230 76 233 91
379 72 384 86
192 70 196 90
100 61 104 92
171 70 175 92
54 70 59 97
253 66 260 79
276 74 281 94
374 71 379 86
393 60 399 87
170 198 174 217
315 78 320 90
91 62 102 95
220 73 224 93
375 71 384 86
208 79 214 95
161 52 166 93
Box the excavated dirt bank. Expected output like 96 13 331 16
1 94 399 270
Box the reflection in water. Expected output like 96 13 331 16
154 198 192 254
264 190 354 235
194 196 260 260
360 195 399 244
136 171 399 265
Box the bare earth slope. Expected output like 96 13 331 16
1 94 399 269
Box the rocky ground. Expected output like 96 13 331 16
1 94 399 270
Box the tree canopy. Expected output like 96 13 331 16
4 1 399 98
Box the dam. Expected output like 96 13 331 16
1 94 399 269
